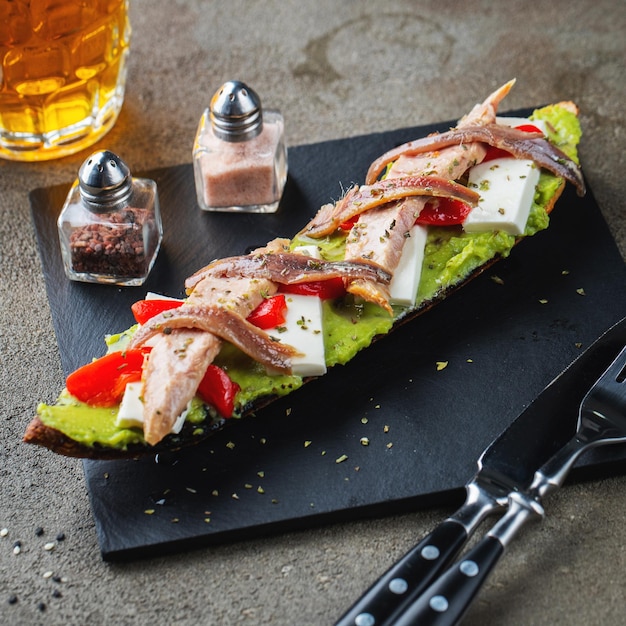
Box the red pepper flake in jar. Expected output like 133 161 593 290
68 207 157 278
58 151 162 287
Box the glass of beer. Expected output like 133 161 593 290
0 0 131 162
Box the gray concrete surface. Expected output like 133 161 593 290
1 1 625 624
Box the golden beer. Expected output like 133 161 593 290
0 0 130 161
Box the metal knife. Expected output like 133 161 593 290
335 316 626 626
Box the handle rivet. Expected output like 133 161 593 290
459 560 480 577
429 595 449 612
354 613 375 626
421 545 440 560
388 578 408 594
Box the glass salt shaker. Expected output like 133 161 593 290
193 80 287 213
57 150 163 286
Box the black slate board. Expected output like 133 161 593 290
30 109 626 560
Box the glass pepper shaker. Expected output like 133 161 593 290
57 150 163 286
193 80 288 213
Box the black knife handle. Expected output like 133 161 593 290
334 519 468 626
392 535 504 626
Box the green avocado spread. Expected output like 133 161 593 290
37 104 581 451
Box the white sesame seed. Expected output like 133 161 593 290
44 542 55 551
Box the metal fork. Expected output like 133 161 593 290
392 343 626 626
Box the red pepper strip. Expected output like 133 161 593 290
515 124 544 134
246 294 287 330
415 197 474 226
131 299 184 325
279 276 346 300
196 364 240 418
339 215 358 231
483 124 543 162
66 349 150 407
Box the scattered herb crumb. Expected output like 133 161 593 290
360 437 370 446
361 417 368 424
383 425 390 433
436 361 448 371
491 275 505 285
576 288 586 296
304 440 312 448
335 454 348 464
226 441 235 450
386 442 393 449
144 509 155 515
539 299 548 304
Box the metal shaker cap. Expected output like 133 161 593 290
78 150 133 210
210 80 263 142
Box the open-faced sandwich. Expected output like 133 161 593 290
24 80 585 459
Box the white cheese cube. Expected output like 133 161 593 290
115 382 146 429
145 292 184 302
268 294 327 377
463 159 540 235
292 244 322 259
389 224 428 307
115 381 190 434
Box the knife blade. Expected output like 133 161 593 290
335 316 626 626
